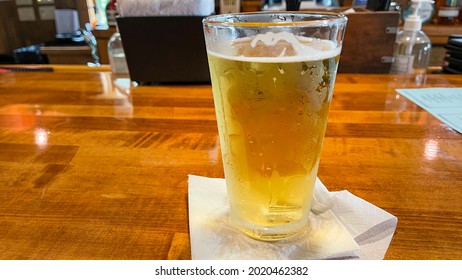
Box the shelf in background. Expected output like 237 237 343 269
40 45 94 65
423 24 462 45
422 24 461 67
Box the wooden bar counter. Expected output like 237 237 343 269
0 67 461 260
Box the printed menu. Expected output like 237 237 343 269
396 88 462 134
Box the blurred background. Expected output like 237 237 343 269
0 0 461 70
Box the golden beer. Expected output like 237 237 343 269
207 34 341 240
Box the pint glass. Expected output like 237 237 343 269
203 12 347 241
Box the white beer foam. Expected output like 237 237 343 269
209 31 341 63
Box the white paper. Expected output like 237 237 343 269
396 88 462 134
118 0 215 17
188 175 397 260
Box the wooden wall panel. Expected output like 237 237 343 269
0 0 23 54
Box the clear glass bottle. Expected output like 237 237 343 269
107 30 129 74
390 5 431 83
403 0 435 23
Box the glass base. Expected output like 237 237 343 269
230 213 309 241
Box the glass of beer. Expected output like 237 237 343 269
203 12 347 241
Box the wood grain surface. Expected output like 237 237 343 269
0 70 461 260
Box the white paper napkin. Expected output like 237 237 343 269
188 175 397 260
118 0 215 17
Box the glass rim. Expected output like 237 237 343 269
203 11 348 27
